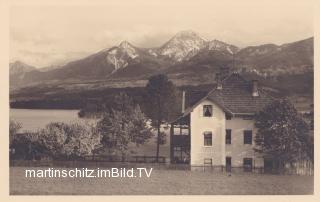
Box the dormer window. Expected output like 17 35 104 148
225 113 232 120
203 105 213 117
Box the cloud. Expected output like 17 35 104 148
9 1 313 67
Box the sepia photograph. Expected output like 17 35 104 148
6 0 315 196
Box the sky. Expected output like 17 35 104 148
10 0 314 68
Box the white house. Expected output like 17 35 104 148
170 73 274 172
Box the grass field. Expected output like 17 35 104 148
10 167 313 195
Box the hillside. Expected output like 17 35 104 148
236 37 313 75
10 31 314 110
10 32 313 88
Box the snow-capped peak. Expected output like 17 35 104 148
99 31 240 74
158 30 207 62
117 40 138 59
105 40 140 73
119 40 132 49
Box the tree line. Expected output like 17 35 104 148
10 74 180 162
10 74 313 169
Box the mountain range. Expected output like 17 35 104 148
10 30 313 93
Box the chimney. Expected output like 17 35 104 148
252 80 259 97
216 73 222 90
182 90 186 113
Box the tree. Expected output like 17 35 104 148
9 119 48 160
38 122 102 159
97 93 152 160
11 132 48 160
254 99 312 170
145 74 179 162
38 122 67 157
9 119 21 145
62 122 102 157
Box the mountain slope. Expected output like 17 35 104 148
20 41 171 85
10 61 36 75
236 37 313 75
207 39 239 54
10 61 39 88
164 36 313 86
10 32 314 90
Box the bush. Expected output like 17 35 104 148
38 121 102 159
10 121 102 160
9 119 21 145
10 132 48 160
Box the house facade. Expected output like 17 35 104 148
170 73 273 172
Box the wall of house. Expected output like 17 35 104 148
190 100 225 166
189 99 264 168
225 117 264 168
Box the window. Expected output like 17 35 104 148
204 158 212 165
243 158 253 172
203 105 213 117
174 147 181 153
173 146 189 163
225 113 232 120
226 157 232 172
242 115 253 120
180 128 189 136
226 129 232 144
174 126 189 136
244 130 252 144
203 131 212 146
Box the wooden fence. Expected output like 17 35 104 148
284 160 314 176
9 155 313 176
10 155 167 166
82 155 166 163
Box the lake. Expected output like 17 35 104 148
10 109 81 132
9 108 170 157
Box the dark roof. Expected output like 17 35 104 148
206 73 274 114
172 73 274 123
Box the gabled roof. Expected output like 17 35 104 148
172 73 274 123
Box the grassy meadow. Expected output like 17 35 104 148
10 166 313 195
